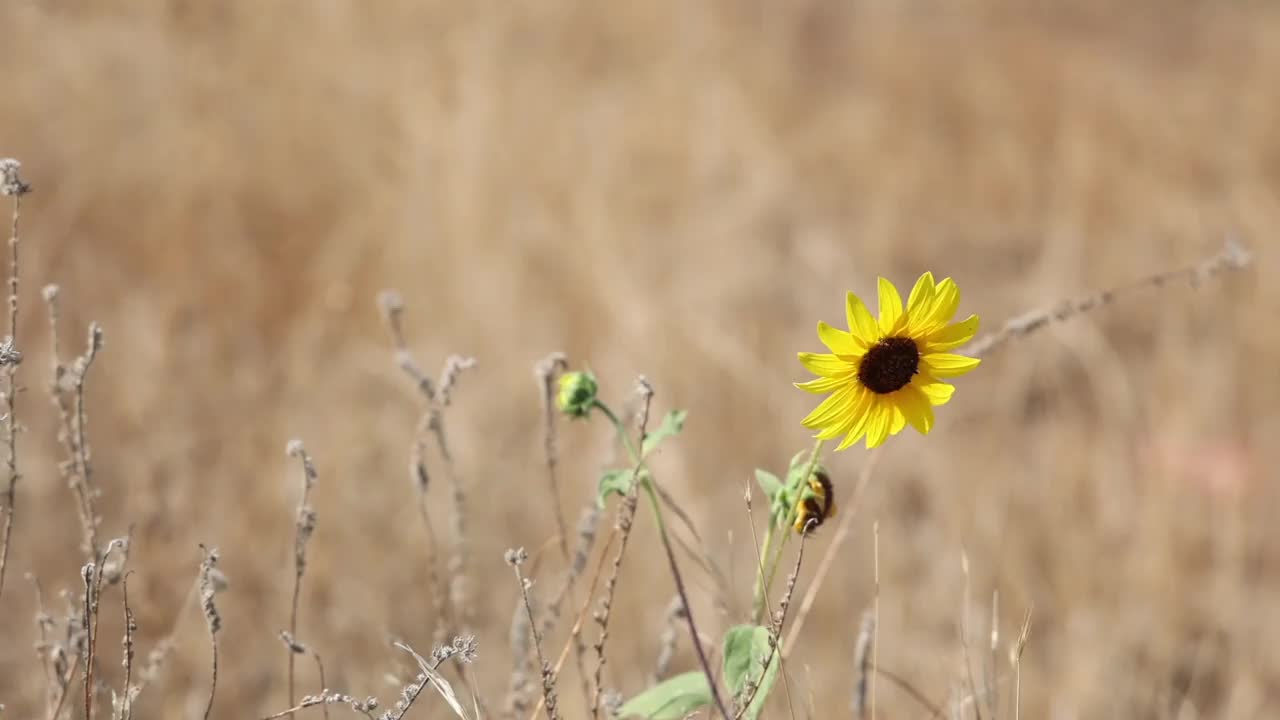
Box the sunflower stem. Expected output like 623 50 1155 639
754 438 825 625
592 400 640 462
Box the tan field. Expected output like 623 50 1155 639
0 1 1277 718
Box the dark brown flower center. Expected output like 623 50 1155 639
857 336 920 394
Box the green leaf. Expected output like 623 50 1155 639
721 625 780 720
722 625 757 689
786 449 809 476
597 468 632 508
641 409 688 457
753 469 783 499
616 671 712 719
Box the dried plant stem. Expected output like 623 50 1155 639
1010 607 1033 720
409 409 453 647
260 700 326 719
965 238 1251 360
71 326 101 521
548 507 597 711
876 667 943 718
119 573 137 720
312 651 330 720
379 292 476 642
131 574 200 703
426 383 487 712
590 487 638 720
198 546 222 720
507 549 559 720
587 398 647 720
81 564 94 720
260 694 370 720
49 653 81 720
527 525 617 720
30 575 55 713
263 637 475 720
82 540 126 720
509 505 598 718
852 611 873 719
204 611 219 720
504 591 534 718
394 640 473 720
650 595 684 684
45 287 104 561
987 591 999 720
958 552 982 720
430 407 473 629
872 523 880 720
536 353 571 564
0 187 24 604
284 441 320 718
509 354 596 714
418 495 452 640
583 401 647 715
34 578 86 720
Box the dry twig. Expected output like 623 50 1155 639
284 439 320 718
0 159 29 603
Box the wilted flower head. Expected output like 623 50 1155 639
0 159 31 196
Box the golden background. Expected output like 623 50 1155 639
1 1 1277 717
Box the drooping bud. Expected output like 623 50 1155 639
556 370 598 419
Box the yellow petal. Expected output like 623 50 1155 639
896 384 935 435
865 405 891 448
819 388 871 441
887 402 907 435
834 424 863 451
793 376 846 394
817 421 850 440
816 398 860 438
913 375 956 406
802 385 857 429
832 390 876 450
923 314 980 352
921 278 960 332
798 352 854 378
845 291 879 345
817 321 863 356
877 277 905 335
905 271 937 332
854 404 881 449
921 353 981 378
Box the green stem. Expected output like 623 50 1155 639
593 400 640 462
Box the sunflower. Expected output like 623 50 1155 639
793 469 836 535
796 272 980 451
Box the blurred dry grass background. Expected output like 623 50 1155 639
1 0 1278 717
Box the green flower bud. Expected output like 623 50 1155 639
557 370 599 419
